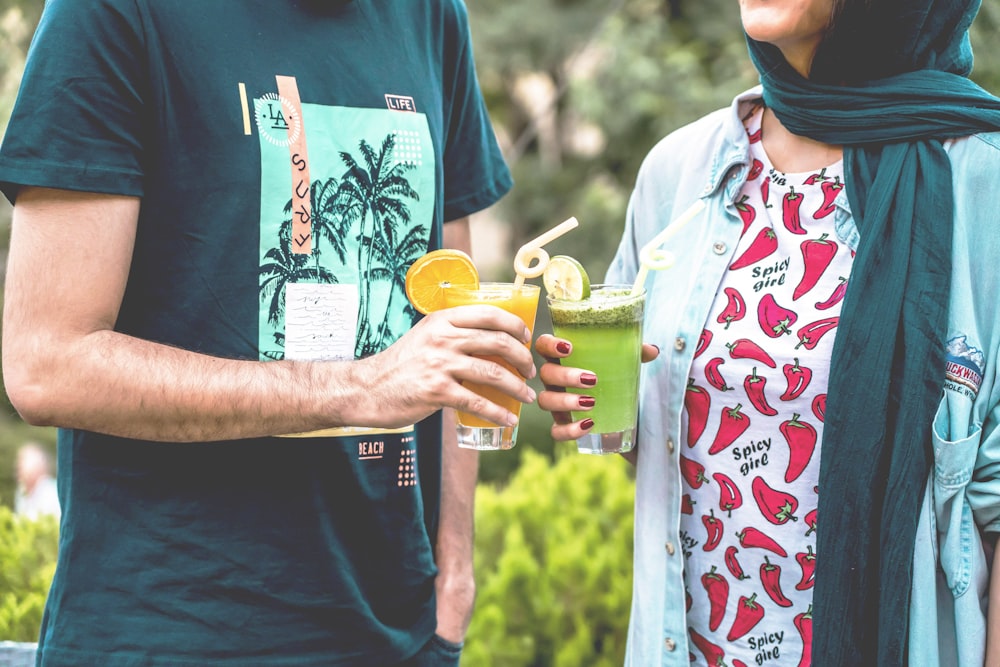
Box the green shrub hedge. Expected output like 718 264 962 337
464 449 635 667
0 507 57 642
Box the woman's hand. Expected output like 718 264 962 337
535 333 659 443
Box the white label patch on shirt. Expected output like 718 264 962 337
945 335 985 400
284 282 359 361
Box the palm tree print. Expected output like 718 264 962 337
259 132 423 361
367 222 428 351
259 211 338 329
338 134 420 357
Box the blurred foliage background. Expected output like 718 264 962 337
0 0 997 661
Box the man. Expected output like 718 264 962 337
14 442 60 520
0 1 529 665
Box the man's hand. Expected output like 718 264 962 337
357 304 536 430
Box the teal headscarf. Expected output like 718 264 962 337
746 1 1000 664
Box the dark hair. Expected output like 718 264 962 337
811 0 977 83
810 0 884 84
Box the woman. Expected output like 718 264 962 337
535 0 1000 665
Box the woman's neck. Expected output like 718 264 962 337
760 106 843 172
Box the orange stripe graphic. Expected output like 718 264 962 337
276 75 312 255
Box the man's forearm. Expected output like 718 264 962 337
5 328 387 442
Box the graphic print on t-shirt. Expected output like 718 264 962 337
681 105 855 667
254 77 435 363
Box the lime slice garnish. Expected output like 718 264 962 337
543 255 591 300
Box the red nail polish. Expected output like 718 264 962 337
581 373 597 386
556 341 571 355
578 396 595 408
581 419 595 430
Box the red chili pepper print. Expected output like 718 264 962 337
726 338 777 368
811 393 826 423
779 358 813 401
795 316 839 350
814 175 844 219
703 509 724 552
795 545 817 590
752 476 799 525
717 287 747 329
760 556 793 607
695 328 713 359
707 404 752 455
725 545 751 581
735 194 756 236
734 661 749 667
757 293 797 338
684 379 712 446
782 187 807 235
815 276 848 310
701 566 730 631
686 588 693 612
705 356 735 392
682 493 696 515
689 627 728 667
727 592 766 641
792 233 839 300
713 472 743 517
748 158 764 181
744 367 778 416
747 126 762 144
795 606 814 667
781 413 818 483
804 508 818 537
761 175 772 208
729 227 778 270
680 455 709 489
737 526 788 557
803 166 828 185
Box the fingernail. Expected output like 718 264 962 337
581 373 597 386
528 389 537 402
651 344 660 355
581 418 595 430
578 396 595 408
508 414 519 426
523 327 532 343
556 341 571 355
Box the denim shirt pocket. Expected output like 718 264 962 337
932 401 985 597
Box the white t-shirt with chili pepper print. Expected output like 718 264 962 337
679 104 854 667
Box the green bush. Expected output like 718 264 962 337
0 506 58 642
465 449 635 667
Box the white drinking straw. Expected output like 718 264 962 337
513 217 580 287
631 199 706 296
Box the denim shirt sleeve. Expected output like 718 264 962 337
951 132 1000 534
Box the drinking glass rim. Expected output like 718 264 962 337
445 282 541 297
546 284 645 306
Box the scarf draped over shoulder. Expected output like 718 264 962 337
745 1 1000 664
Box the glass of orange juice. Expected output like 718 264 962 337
443 282 540 450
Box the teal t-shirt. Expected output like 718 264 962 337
0 1 512 665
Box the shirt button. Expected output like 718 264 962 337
665 637 676 652
674 337 686 352
665 542 676 556
666 438 675 454
713 242 727 254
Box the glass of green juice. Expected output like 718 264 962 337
546 285 646 455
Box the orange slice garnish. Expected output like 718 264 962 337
404 248 480 314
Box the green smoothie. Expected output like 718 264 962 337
547 285 645 454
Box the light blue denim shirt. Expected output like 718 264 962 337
607 86 1000 666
